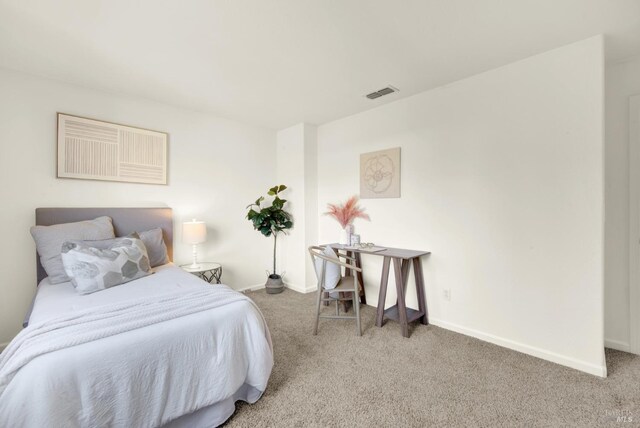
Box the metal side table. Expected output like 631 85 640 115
180 262 223 284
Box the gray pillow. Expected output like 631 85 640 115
77 233 142 250
135 228 169 267
30 216 115 284
60 236 151 295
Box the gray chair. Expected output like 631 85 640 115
308 246 362 336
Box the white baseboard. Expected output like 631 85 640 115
236 282 315 294
284 283 316 294
430 318 607 378
236 283 266 293
604 338 631 353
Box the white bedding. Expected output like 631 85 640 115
0 264 273 427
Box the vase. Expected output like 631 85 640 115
339 228 350 245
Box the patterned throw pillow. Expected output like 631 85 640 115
61 236 152 295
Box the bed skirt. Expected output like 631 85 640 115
163 383 264 428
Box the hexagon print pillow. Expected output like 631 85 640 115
61 236 152 294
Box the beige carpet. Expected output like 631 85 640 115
225 289 640 427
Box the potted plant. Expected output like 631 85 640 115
324 196 370 244
246 185 293 294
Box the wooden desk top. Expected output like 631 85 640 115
327 243 430 259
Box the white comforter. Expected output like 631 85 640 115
0 265 273 427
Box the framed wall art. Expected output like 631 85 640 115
360 147 401 198
57 113 168 185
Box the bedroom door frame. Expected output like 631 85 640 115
629 95 640 355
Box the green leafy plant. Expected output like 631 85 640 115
246 185 293 277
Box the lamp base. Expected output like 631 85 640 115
189 244 201 270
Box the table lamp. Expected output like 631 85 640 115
183 219 207 268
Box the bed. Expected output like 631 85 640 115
0 208 273 427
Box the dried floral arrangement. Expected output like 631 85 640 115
324 195 370 229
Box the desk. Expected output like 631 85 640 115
328 244 430 338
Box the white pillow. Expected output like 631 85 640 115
314 246 341 289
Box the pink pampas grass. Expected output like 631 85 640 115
324 196 370 229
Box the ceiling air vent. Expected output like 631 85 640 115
365 86 399 100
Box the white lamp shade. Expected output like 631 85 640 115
183 220 207 244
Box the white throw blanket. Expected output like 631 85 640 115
0 286 267 398
0 267 273 427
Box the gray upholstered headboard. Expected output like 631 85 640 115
35 207 173 284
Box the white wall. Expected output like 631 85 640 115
0 68 276 347
276 123 317 293
303 125 318 288
276 125 306 290
316 37 605 375
604 55 640 352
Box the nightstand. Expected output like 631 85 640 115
179 262 223 284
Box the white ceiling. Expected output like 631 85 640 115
1 0 639 129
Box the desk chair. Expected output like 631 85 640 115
308 246 362 336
